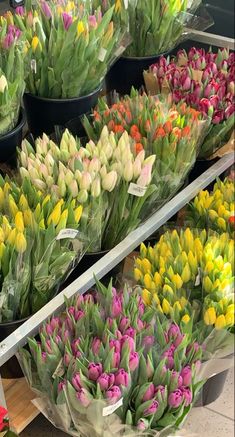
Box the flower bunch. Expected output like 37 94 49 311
145 48 235 157
19 279 203 436
84 90 201 215
0 16 25 136
187 178 235 236
0 175 85 320
12 0 127 98
19 127 156 250
134 229 234 331
93 0 201 57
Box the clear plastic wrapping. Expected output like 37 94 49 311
18 278 234 437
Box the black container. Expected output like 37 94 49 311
23 87 101 139
0 110 26 167
105 54 168 95
200 369 229 406
0 317 28 379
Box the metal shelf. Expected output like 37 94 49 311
0 152 234 369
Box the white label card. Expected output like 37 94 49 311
102 398 123 417
195 268 201 286
98 48 107 62
52 358 65 379
128 183 147 197
124 0 128 8
56 229 79 241
31 59 37 74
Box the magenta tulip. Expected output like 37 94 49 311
180 366 192 386
121 335 135 353
72 373 82 391
119 317 130 333
143 400 159 417
76 389 91 407
88 363 102 381
181 387 193 406
92 338 102 355
97 373 111 391
168 389 184 408
142 383 155 402
115 369 129 387
106 386 122 404
111 296 122 318
112 351 121 368
62 12 73 30
129 352 139 372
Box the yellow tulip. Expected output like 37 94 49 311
205 261 214 274
142 258 152 274
7 228 17 246
142 289 152 306
0 227 4 243
144 273 153 290
77 21 85 35
134 268 143 282
154 272 162 287
147 247 155 263
215 315 226 329
180 296 188 309
188 251 198 275
34 203 41 221
184 228 194 252
217 217 226 231
15 232 27 253
204 307 216 325
74 205 83 223
152 293 160 305
0 242 6 259
0 187 5 208
208 209 218 222
115 0 122 12
32 36 40 52
19 194 29 211
203 276 213 293
162 298 171 315
213 279 221 291
135 258 142 270
225 311 234 326
140 243 147 258
221 279 231 292
167 266 174 280
181 263 191 283
173 301 182 312
159 267 165 276
42 195 51 207
23 210 35 228
181 314 190 324
163 284 174 296
194 238 203 260
171 273 183 290
39 218 46 229
157 304 163 313
47 202 62 226
218 205 226 217
227 304 235 313
204 197 213 209
15 211 24 233
56 209 69 233
2 217 11 239
9 196 18 217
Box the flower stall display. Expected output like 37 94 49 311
186 178 235 236
144 48 235 157
0 407 17 437
0 175 86 322
83 90 201 216
0 17 25 136
134 228 234 336
19 279 206 437
18 127 156 250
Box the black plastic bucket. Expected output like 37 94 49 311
200 369 229 406
0 317 28 378
0 110 26 167
23 86 101 138
105 53 168 95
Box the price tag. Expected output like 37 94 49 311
31 59 37 74
128 183 147 197
98 48 107 62
52 358 65 379
103 398 123 417
56 229 79 241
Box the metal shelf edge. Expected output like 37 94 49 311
0 153 234 367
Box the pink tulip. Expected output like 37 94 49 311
171 371 183 388
58 381 66 392
125 327 136 338
181 386 193 406
106 386 122 404
62 12 73 30
143 383 155 402
72 373 82 391
115 369 129 387
92 338 102 355
112 351 121 368
111 296 122 318
168 389 183 408
97 373 111 391
88 363 103 381
119 317 130 333
76 388 91 407
180 366 192 386
110 339 121 353
143 400 159 417
15 6 24 15
121 335 135 353
129 352 139 371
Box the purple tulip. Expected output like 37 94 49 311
76 295 84 307
97 373 111 391
168 324 180 338
181 386 193 406
129 352 139 372
125 327 136 338
180 366 192 386
142 383 155 402
168 389 184 408
112 351 121 368
107 317 114 328
143 400 159 417
111 296 123 318
72 373 82 391
171 371 183 388
76 388 91 407
121 335 135 353
106 386 122 404
115 369 129 387
92 338 102 355
110 339 121 353
119 317 130 333
15 6 24 15
41 1 52 18
58 380 66 392
88 363 102 381
186 342 199 355
62 12 73 30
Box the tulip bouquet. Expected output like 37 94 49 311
93 0 203 57
83 90 201 217
18 127 156 250
0 16 25 136
144 48 235 157
0 175 86 321
12 0 128 98
19 279 205 436
186 178 235 237
134 228 234 335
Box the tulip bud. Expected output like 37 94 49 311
204 307 216 325
91 177 101 198
15 232 27 253
106 386 122 405
115 369 129 387
15 211 24 233
123 160 134 182
168 389 183 408
143 400 159 417
88 363 102 381
102 171 118 192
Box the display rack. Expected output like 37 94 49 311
0 30 234 433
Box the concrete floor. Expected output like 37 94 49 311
20 369 234 437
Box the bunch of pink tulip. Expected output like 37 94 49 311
20 279 203 436
145 48 235 157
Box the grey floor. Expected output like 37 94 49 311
20 369 234 437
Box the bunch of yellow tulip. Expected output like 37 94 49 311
187 178 235 236
0 176 85 321
134 228 234 330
